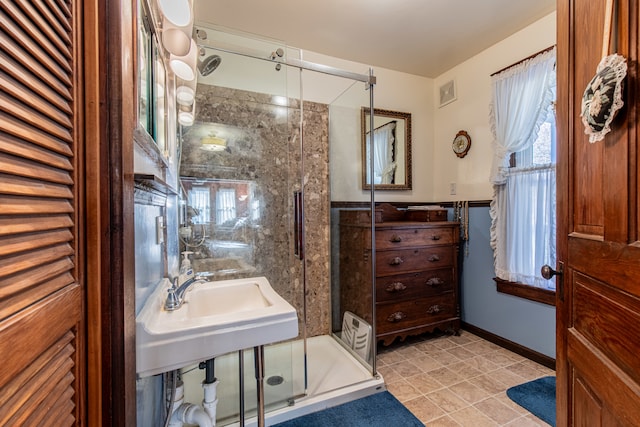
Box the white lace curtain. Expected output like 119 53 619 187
489 48 556 185
188 187 210 224
493 165 556 288
366 121 397 184
216 188 237 225
489 47 557 288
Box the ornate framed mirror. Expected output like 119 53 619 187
361 107 412 190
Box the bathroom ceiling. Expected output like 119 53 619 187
193 0 556 78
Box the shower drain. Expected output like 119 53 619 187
266 375 284 386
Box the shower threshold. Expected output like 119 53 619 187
216 335 385 427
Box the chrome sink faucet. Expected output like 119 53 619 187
164 276 205 311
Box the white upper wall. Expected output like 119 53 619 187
301 51 435 203
200 11 556 203
433 12 556 201
305 11 556 202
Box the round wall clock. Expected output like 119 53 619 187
452 130 471 158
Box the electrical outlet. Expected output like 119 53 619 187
450 182 457 195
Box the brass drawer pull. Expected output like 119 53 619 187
428 254 440 262
427 305 441 314
390 235 402 243
426 277 444 287
385 282 407 292
431 235 441 241
389 257 404 266
387 312 406 322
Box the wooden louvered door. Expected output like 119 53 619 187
557 0 640 425
0 1 85 425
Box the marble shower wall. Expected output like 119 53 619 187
179 84 330 337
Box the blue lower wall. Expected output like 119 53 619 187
460 206 556 358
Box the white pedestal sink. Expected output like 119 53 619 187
136 276 298 378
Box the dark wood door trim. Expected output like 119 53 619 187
83 0 137 424
83 0 101 423
555 0 571 424
557 0 640 425
105 0 136 424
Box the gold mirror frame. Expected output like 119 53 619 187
361 107 412 190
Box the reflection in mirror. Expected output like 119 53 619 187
362 107 412 190
179 176 257 280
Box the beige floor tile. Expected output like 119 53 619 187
496 349 527 364
446 346 476 360
433 338 459 350
448 406 499 427
483 350 520 368
406 372 446 394
429 415 462 426
414 341 442 354
461 340 497 355
468 374 507 395
386 379 422 402
537 366 557 377
426 388 468 413
474 396 521 424
524 413 552 425
495 392 530 415
447 361 483 379
396 345 427 359
448 380 491 404
521 359 555 376
383 333 557 425
403 396 446 423
430 350 463 366
389 359 425 378
377 350 406 365
505 361 545 381
410 354 444 372
425 366 464 387
377 364 403 384
447 331 480 345
491 367 531 388
464 356 499 374
504 414 550 426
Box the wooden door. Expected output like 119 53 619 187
0 1 86 425
557 0 640 425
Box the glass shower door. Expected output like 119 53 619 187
329 78 377 374
178 26 306 424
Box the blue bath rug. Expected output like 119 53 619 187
272 391 423 427
507 376 556 426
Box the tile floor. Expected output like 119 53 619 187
378 330 556 426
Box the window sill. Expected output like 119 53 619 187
494 278 556 306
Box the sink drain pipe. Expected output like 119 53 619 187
164 359 218 427
201 358 220 425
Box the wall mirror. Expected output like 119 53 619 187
361 107 412 190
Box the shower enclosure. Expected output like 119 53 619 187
177 23 382 425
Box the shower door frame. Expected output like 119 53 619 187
193 31 379 398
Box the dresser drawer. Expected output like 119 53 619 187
376 246 453 275
376 227 455 250
405 209 448 222
376 294 457 335
376 268 454 302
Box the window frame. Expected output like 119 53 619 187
497 109 557 305
495 277 556 305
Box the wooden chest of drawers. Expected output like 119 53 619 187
339 207 460 346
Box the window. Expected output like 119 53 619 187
188 187 210 224
365 121 397 184
489 47 557 300
514 116 556 166
216 188 237 225
502 108 557 290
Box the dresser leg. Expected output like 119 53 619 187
445 327 460 336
